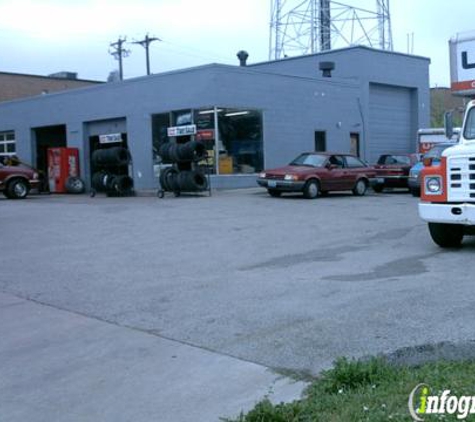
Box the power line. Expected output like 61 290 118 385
132 34 161 75
109 37 130 80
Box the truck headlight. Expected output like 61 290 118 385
425 176 442 195
284 174 298 181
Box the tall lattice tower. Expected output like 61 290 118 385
269 0 393 60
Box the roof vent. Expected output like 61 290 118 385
48 71 78 80
319 61 335 77
237 50 249 66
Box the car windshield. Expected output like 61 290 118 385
425 144 455 159
289 153 326 167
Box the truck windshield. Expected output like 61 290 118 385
463 107 475 140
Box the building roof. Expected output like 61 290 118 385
250 45 431 67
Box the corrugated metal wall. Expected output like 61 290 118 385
368 83 414 162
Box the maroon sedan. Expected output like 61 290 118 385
373 153 422 192
257 152 378 198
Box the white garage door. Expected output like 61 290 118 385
368 83 414 162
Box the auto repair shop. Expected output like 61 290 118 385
0 46 430 191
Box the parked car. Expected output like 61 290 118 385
0 156 40 199
373 153 421 192
408 142 457 197
257 152 377 198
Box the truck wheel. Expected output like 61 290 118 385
428 223 464 248
267 189 281 197
303 179 319 199
7 179 29 199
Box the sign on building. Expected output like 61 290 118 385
99 133 122 144
167 124 197 137
450 32 475 95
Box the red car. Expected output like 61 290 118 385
257 152 377 198
373 153 421 192
0 157 40 199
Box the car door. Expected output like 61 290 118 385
344 155 368 188
325 155 347 190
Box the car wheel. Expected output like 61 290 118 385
65 176 85 194
352 179 367 196
268 189 281 197
410 188 420 197
7 179 29 199
428 223 463 248
303 179 319 199
373 184 384 193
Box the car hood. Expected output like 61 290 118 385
264 165 321 176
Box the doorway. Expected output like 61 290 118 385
314 131 326 151
33 125 67 180
350 133 360 157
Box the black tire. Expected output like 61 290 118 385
303 179 319 199
373 184 384 193
160 167 178 192
7 178 29 199
65 176 85 194
92 147 130 166
176 141 207 162
114 175 134 194
176 170 207 191
158 143 174 162
170 144 181 163
428 223 464 248
92 171 114 192
410 188 420 197
352 179 367 196
268 189 281 197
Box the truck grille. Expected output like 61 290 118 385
447 156 475 201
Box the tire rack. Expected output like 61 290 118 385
156 142 212 198
90 146 134 198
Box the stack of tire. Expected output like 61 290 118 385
158 141 208 193
91 147 134 196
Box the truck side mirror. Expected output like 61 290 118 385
444 111 454 140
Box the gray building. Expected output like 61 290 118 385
0 46 430 191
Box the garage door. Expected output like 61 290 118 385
368 84 414 163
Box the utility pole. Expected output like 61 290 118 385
133 34 161 75
109 37 130 80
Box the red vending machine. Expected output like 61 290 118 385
47 147 80 193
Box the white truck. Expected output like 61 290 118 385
418 100 475 247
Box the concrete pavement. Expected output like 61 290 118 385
0 291 305 422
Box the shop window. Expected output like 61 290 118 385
0 131 16 157
217 108 263 174
151 107 263 175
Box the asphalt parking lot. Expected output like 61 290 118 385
2 188 475 421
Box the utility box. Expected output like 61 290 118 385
450 31 475 96
47 147 80 193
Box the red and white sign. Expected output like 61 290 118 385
167 124 197 137
450 33 475 94
196 129 215 141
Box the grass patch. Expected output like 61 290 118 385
223 357 475 421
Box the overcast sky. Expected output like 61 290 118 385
0 0 473 86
